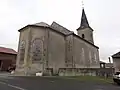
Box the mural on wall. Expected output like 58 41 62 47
31 38 44 63
19 40 25 63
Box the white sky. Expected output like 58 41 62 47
0 0 120 62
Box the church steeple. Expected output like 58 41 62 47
77 8 94 44
77 8 90 30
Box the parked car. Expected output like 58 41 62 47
113 71 120 85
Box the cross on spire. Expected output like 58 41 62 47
77 0 93 31
82 0 84 9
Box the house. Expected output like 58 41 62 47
112 52 120 72
99 61 114 76
100 61 113 68
0 47 17 71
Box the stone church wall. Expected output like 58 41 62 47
65 35 74 68
16 26 48 75
73 36 99 68
58 68 97 76
28 26 46 74
87 44 100 68
73 36 87 68
48 29 66 74
16 27 31 75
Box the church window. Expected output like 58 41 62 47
67 40 72 51
31 38 43 62
89 51 92 64
20 48 25 61
82 48 85 63
20 41 25 62
82 48 84 56
82 34 85 38
94 53 97 63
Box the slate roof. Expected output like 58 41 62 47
33 22 50 27
0 47 17 55
50 22 73 35
77 9 93 31
112 52 120 58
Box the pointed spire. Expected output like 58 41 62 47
80 8 89 28
77 8 92 31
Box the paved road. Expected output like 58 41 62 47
0 76 120 90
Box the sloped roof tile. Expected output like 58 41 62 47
112 52 120 58
50 21 72 35
0 47 17 55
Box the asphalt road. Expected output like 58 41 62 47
0 76 120 90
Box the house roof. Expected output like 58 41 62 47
112 51 120 58
0 47 17 55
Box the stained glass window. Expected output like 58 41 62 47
31 38 43 62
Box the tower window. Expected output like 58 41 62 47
82 34 85 38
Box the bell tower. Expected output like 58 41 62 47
77 8 94 44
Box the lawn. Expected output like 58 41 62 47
61 76 113 84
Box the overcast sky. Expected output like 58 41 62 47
0 0 120 62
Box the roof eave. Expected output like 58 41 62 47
18 24 49 32
112 56 120 58
77 26 94 31
18 25 66 36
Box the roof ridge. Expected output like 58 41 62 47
51 21 71 32
50 21 72 35
112 51 120 58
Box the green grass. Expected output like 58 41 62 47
61 76 113 84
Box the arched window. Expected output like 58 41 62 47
89 51 92 64
82 34 85 38
20 41 25 62
31 38 43 62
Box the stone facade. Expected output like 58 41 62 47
15 9 100 76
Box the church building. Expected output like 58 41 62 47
15 9 100 75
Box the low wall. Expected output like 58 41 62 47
45 68 114 77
